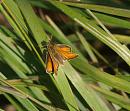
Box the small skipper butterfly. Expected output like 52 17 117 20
45 41 78 74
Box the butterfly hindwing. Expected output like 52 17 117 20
52 57 59 74
46 53 59 74
46 53 53 73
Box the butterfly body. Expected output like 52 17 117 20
46 42 78 74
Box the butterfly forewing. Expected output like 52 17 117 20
49 44 64 64
60 51 78 60
56 44 71 52
55 44 78 60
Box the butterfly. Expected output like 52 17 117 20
45 41 78 75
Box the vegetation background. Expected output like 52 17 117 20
0 0 130 111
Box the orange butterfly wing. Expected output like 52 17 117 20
60 51 78 60
56 44 71 52
46 54 53 73
52 58 59 74
46 53 59 74
56 44 78 60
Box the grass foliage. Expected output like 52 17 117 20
0 0 130 111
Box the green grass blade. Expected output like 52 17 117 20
76 32 98 63
94 12 130 29
54 68 79 111
0 1 31 49
91 85 130 110
0 33 56 110
71 59 130 93
61 1 130 18
63 62 111 111
1 0 46 67
4 94 25 111
32 1 130 29
15 97 40 111
15 0 48 45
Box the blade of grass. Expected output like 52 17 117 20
1 0 46 68
63 62 111 111
90 84 130 110
75 16 130 66
0 73 39 111
0 26 17 39
0 73 56 111
0 2 31 49
67 33 109 64
71 58 130 93
15 0 48 46
0 33 31 74
90 46 109 64
4 94 24 111
32 1 130 29
15 97 40 111
114 34 130 44
54 67 79 111
86 9 117 42
0 85 27 98
60 1 130 18
0 33 56 110
76 31 98 63
94 12 130 29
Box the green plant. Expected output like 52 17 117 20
0 0 130 111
